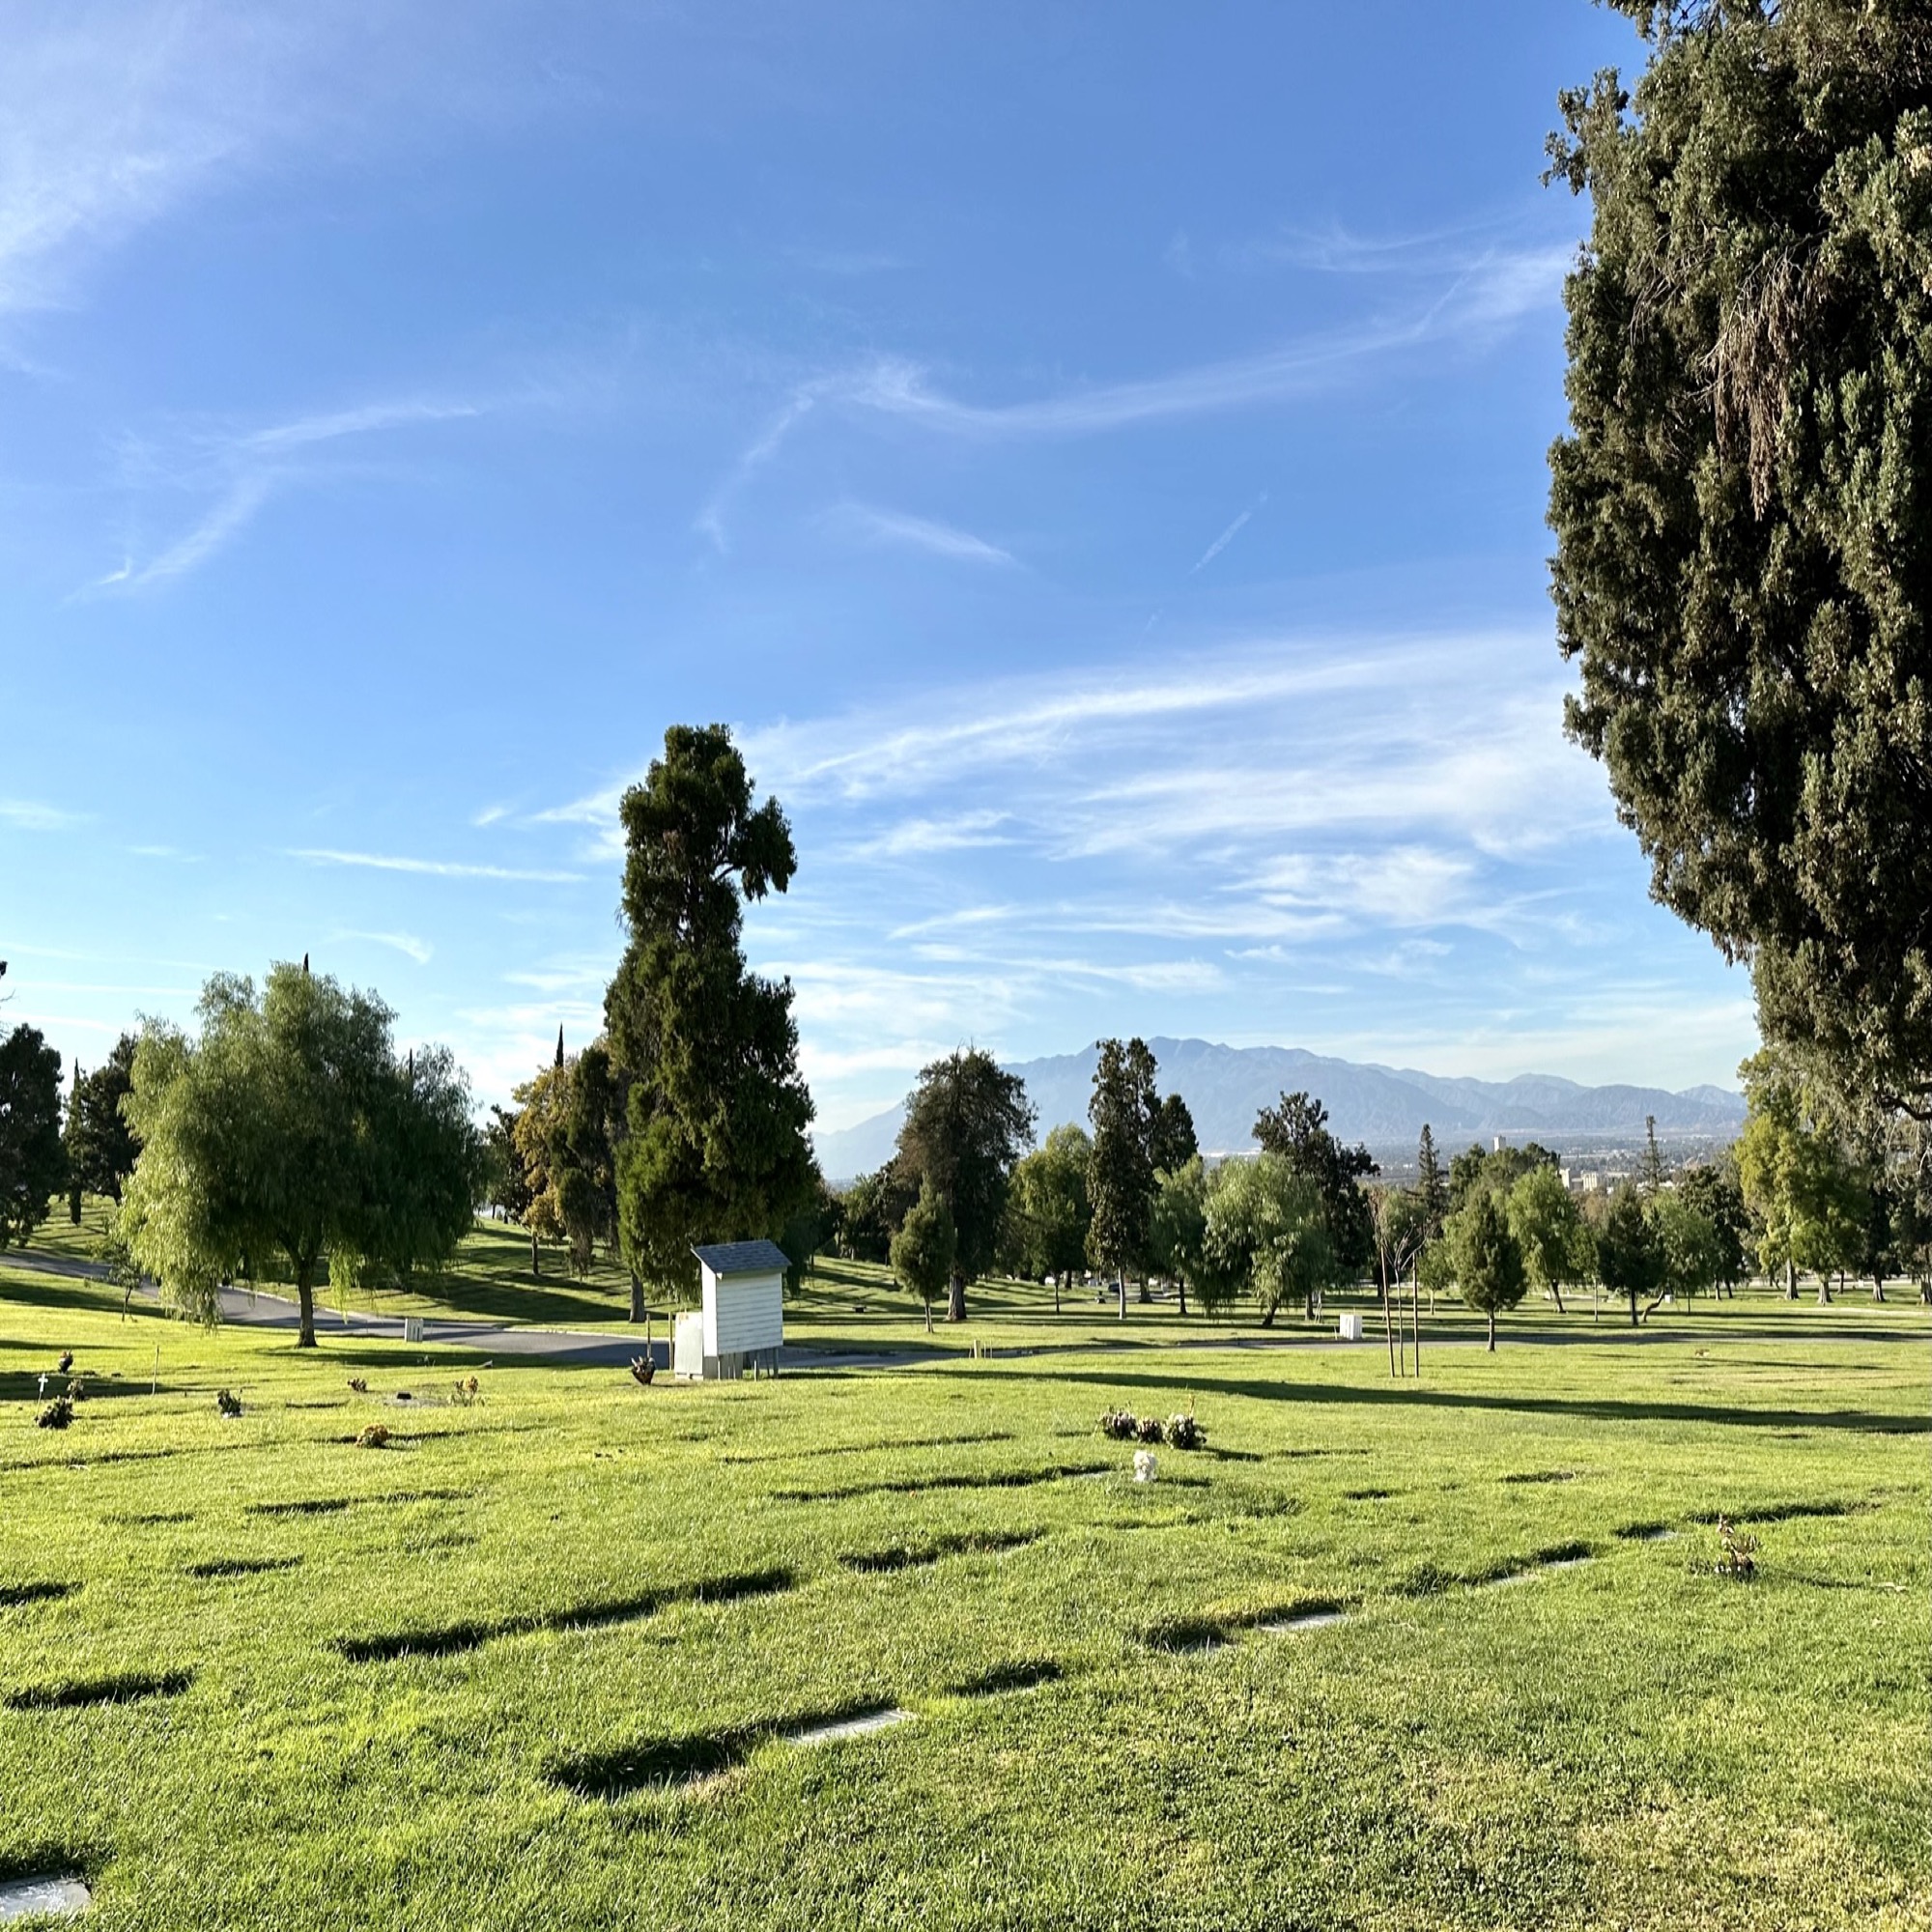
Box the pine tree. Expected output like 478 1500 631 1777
1416 1124 1448 1236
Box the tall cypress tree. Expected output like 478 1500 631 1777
1087 1037 1160 1320
605 724 816 1300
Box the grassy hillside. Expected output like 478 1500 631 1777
0 1257 1925 1929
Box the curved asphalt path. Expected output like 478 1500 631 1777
9 1249 1923 1370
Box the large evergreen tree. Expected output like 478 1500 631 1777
1252 1090 1378 1279
1087 1037 1160 1320
64 1033 141 1214
605 724 816 1301
0 1023 67 1249
895 1047 1035 1321
1548 1 1932 1118
1446 1190 1528 1351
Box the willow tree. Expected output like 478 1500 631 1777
122 965 477 1346
1548 2 1932 1119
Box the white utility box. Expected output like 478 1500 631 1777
680 1240 788 1379
1337 1313 1365 1342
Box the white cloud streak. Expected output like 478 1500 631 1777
106 395 483 588
291 848 583 883
335 928 434 964
826 503 1017 566
0 797 83 830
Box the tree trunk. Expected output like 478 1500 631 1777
1816 1275 1832 1306
629 1271 645 1322
1784 1259 1798 1300
1054 1271 1062 1315
530 1228 541 1277
68 1187 82 1226
1410 1264 1420 1374
948 1267 966 1322
1549 1278 1566 1315
1628 1288 1639 1328
1178 1275 1188 1319
1117 1271 1126 1321
1259 1301 1276 1328
296 1258 317 1350
1486 1309 1495 1351
1381 1260 1396 1376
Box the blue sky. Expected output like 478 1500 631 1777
0 1 1757 1132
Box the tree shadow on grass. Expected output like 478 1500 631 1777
0 1370 177 1405
972 1365 1930 1435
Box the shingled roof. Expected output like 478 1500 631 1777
692 1239 793 1277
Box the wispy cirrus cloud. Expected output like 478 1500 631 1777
825 502 1017 567
334 928 434 964
696 237 1572 544
99 394 483 589
0 797 84 830
291 848 583 883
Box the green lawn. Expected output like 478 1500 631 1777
0 1255 1925 1929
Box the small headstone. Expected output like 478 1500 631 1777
1133 1449 1158 1484
0 1874 90 1921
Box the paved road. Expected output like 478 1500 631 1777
10 1248 1924 1371
6 1249 894 1371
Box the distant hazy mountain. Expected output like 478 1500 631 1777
810 1037 1744 1180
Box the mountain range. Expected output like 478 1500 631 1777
810 1037 1745 1181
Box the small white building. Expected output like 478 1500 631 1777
673 1239 788 1380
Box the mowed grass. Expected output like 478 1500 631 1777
0 1260 1926 1930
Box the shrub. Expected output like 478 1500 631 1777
1163 1412 1207 1451
215 1388 242 1418
1135 1414 1165 1444
1098 1408 1138 1441
451 1376 483 1406
57 1350 73 1374
355 1423 390 1449
67 1378 88 1403
37 1396 74 1431
629 1357 655 1387
1713 1516 1758 1581
346 1378 368 1394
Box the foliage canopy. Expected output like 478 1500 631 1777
1548 0 1932 1116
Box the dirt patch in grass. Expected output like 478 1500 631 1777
6 1668 193 1711
185 1556 301 1579
110 1510 192 1526
0 1580 79 1609
1501 1470 1578 1485
1344 1488 1394 1501
840 1531 1037 1574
